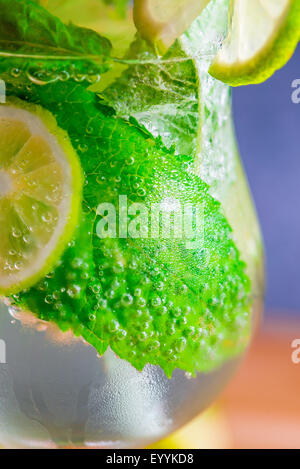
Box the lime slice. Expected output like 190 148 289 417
0 98 83 295
209 0 300 86
133 0 211 52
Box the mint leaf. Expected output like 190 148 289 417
9 79 251 377
0 0 112 85
102 37 200 157
14 213 99 336
101 0 234 195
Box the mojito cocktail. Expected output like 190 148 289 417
0 0 297 449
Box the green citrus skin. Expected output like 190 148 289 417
7 80 252 377
0 97 83 296
209 0 300 86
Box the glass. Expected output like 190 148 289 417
0 0 264 449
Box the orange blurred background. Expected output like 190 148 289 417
152 317 300 449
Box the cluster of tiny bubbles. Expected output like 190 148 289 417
45 186 61 204
14 64 101 86
105 319 127 342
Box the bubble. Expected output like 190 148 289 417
115 329 127 341
8 306 21 318
26 70 52 86
137 331 148 342
155 281 164 291
42 212 53 224
78 143 88 153
108 319 120 333
121 294 133 306
13 261 23 271
151 297 161 307
74 73 87 82
126 156 135 166
174 337 187 353
97 298 107 309
10 68 21 78
110 160 118 168
58 71 70 82
157 305 168 316
113 262 124 274
96 175 106 184
71 258 83 269
137 297 146 308
86 126 94 134
52 291 60 300
137 188 146 197
45 295 53 305
173 307 182 317
91 284 101 294
67 285 81 298
105 289 116 299
38 281 48 291
23 235 31 244
12 227 22 238
54 302 63 311
129 260 138 270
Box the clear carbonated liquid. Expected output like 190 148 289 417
0 302 241 449
0 0 264 449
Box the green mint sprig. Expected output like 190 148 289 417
9 79 251 377
0 0 112 85
2 0 252 376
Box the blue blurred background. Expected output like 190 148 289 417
233 44 300 317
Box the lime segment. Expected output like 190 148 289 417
134 0 211 52
209 0 300 85
0 100 83 295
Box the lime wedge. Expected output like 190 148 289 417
209 0 300 86
133 0 211 52
0 98 83 295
